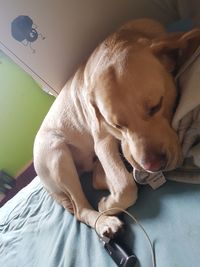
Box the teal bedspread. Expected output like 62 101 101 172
0 176 200 267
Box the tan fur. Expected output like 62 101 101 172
34 19 200 237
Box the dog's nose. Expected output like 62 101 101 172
141 153 167 172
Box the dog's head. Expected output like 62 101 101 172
88 24 200 173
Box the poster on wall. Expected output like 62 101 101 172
0 0 139 95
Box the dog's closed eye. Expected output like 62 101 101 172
115 124 123 129
114 122 127 130
147 96 163 116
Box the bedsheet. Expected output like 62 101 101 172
0 176 200 267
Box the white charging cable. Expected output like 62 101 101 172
94 207 156 267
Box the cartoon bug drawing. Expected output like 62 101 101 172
11 15 45 53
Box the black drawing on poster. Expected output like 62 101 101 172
11 15 45 53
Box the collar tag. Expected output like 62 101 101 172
134 169 166 189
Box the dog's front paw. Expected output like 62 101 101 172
98 185 138 213
96 215 123 238
98 196 116 213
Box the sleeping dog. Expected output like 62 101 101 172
34 19 200 237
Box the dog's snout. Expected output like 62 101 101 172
141 152 167 172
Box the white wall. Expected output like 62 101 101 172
0 0 197 94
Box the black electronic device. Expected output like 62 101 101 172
100 236 137 267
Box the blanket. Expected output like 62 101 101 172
134 45 200 186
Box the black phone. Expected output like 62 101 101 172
100 237 137 267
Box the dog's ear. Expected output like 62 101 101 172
150 28 200 72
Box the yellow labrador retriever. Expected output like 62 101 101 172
34 19 200 237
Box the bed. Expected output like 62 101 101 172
1 175 200 267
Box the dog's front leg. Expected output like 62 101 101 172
34 132 123 237
93 133 138 213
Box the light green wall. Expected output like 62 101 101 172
0 51 55 176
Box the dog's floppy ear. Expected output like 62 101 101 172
150 28 200 71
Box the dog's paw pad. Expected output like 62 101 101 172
96 216 123 238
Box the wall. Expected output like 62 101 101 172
0 51 55 177
0 0 189 94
